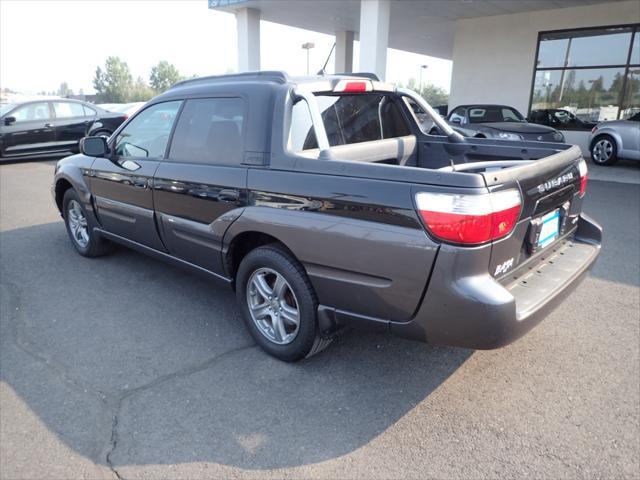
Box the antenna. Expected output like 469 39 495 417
316 43 336 76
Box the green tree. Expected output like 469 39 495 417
419 84 449 106
149 60 183 92
93 56 133 103
401 78 449 106
129 77 156 102
57 82 73 97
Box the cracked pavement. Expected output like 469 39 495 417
1 160 638 479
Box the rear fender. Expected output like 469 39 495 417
222 206 438 321
590 127 623 152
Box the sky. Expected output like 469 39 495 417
0 0 452 95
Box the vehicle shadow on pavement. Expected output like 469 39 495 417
582 181 640 288
0 221 472 470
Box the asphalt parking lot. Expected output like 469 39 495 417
1 160 639 479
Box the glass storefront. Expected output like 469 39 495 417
530 25 640 126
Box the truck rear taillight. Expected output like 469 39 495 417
578 158 588 197
415 189 521 245
333 79 373 93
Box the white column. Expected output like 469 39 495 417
335 31 354 73
358 0 390 80
236 7 260 72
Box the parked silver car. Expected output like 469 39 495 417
589 112 640 165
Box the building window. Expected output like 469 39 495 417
530 25 640 124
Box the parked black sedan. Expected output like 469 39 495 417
529 108 597 131
430 104 565 143
0 99 127 161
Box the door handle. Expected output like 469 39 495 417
217 189 240 202
44 123 53 128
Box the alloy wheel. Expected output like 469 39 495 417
67 199 89 248
592 138 613 163
246 267 300 345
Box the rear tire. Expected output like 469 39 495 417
62 189 112 257
590 135 618 165
236 245 330 361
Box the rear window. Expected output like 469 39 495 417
169 97 245 165
289 93 411 152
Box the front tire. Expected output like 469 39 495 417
62 189 112 257
591 135 618 165
236 245 330 361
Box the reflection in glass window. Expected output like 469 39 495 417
531 25 639 122
631 33 640 66
567 30 633 67
532 68 626 122
622 69 640 119
539 27 634 68
537 38 569 68
289 101 316 152
169 98 245 165
12 103 50 121
53 102 85 118
289 94 410 151
115 101 181 158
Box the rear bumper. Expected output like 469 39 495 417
390 213 602 349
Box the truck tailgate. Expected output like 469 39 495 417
483 145 587 278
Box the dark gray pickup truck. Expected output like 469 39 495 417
52 72 602 361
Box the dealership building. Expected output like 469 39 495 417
209 0 640 152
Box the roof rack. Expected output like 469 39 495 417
169 71 290 90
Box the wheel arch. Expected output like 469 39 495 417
590 130 622 151
224 229 300 285
53 159 97 224
54 178 73 214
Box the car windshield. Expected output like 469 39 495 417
0 103 16 116
468 106 525 123
628 112 640 121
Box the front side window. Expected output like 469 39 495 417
168 98 245 165
83 105 96 117
448 107 466 124
53 102 85 118
114 101 181 158
289 93 411 151
11 102 50 122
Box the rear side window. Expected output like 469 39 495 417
169 98 245 165
289 93 411 151
53 102 85 118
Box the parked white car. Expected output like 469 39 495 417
589 112 640 165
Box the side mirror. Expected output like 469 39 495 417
4 116 16 126
79 136 108 157
450 117 462 125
